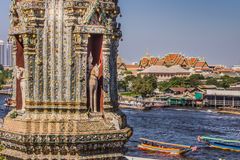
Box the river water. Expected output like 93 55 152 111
0 95 239 160
123 109 240 160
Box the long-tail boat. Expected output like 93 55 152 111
198 136 240 152
138 138 197 155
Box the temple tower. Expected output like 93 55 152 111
0 0 132 159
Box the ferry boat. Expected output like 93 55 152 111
138 138 197 155
198 136 240 152
4 98 15 109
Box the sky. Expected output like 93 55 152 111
0 0 240 66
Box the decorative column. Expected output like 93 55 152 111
42 2 49 102
70 29 76 101
109 39 120 107
65 27 73 102
11 38 17 102
102 35 111 108
57 0 64 102
74 33 82 103
80 34 89 105
49 0 56 102
22 34 30 103
34 29 43 102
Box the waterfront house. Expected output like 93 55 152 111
165 87 188 95
167 96 194 106
199 85 217 91
165 87 198 95
205 90 240 108
230 83 240 91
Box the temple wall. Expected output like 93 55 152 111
9 0 122 111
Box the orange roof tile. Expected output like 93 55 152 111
217 68 235 73
126 64 139 69
187 57 198 66
156 59 165 66
149 57 159 65
194 61 208 68
139 57 150 68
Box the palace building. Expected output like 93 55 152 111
140 65 191 81
139 53 209 71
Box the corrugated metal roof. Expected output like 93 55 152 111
206 90 240 96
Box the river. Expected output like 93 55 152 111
123 109 240 160
0 95 239 160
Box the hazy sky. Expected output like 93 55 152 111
0 0 240 66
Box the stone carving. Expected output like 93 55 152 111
16 66 25 111
89 64 100 112
0 0 132 159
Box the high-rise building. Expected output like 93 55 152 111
0 40 4 65
0 40 13 67
5 43 13 67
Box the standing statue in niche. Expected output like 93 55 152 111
89 63 100 112
16 66 25 111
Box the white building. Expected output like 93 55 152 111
5 43 13 67
232 65 240 71
140 65 191 81
0 40 13 67
205 90 240 107
0 40 4 65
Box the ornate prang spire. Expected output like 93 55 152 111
0 0 132 159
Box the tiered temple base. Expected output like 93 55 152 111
0 109 132 160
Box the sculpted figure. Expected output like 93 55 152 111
16 66 25 111
89 64 100 112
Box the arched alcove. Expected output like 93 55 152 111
87 34 103 112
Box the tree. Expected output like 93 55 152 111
187 74 204 87
0 69 13 89
0 64 4 71
124 70 133 75
206 78 219 86
118 80 127 92
168 77 188 87
158 81 171 91
132 75 157 98
124 75 135 82
189 74 204 80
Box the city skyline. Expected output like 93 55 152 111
0 0 240 66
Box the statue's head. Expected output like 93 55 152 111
91 64 100 77
16 66 24 79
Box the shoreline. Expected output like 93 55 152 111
121 105 240 116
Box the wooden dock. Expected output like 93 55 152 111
218 107 240 115
126 156 156 160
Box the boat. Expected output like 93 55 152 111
4 98 15 109
198 136 240 152
218 107 240 115
138 138 197 155
119 101 152 111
